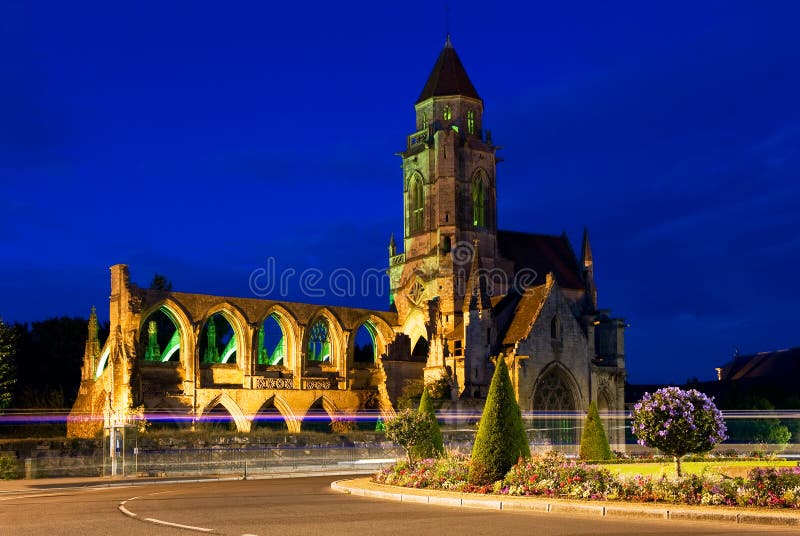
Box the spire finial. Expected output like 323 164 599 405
444 0 451 45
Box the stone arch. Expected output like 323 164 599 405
138 299 194 371
300 395 340 433
251 395 299 432
257 305 298 369
198 303 249 365
303 308 345 371
198 393 249 433
531 363 582 447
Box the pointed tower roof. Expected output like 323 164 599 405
582 227 593 267
417 36 481 104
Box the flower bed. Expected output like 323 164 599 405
372 451 800 508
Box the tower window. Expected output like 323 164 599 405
410 176 424 233
472 175 487 228
551 316 562 340
443 105 452 121
421 111 428 130
467 110 475 134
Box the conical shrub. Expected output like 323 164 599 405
412 387 445 459
469 357 530 484
579 401 613 460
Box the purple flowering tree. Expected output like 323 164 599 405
631 387 727 476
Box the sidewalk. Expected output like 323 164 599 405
0 467 376 494
331 477 800 528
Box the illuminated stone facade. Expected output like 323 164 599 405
69 38 627 447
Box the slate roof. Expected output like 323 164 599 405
718 347 800 381
497 230 586 290
501 282 552 347
417 37 481 104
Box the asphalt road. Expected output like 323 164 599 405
1 476 797 536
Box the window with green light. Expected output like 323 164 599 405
472 175 487 227
467 110 475 134
258 313 286 366
443 105 452 121
410 176 424 233
307 318 331 363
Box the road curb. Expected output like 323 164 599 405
330 478 800 528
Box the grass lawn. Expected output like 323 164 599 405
598 460 798 478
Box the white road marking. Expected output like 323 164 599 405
118 504 137 517
144 517 214 532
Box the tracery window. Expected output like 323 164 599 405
533 368 578 445
410 176 424 233
408 280 425 305
467 110 475 134
443 105 452 121
307 319 331 363
472 175 487 227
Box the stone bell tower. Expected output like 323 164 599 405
388 37 502 386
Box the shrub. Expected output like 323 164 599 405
502 451 615 499
412 387 444 460
386 409 434 463
631 387 727 476
579 401 612 460
0 454 20 480
469 357 530 484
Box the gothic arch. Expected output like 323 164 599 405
257 305 299 369
303 308 345 371
470 167 494 230
531 363 582 447
532 363 581 410
407 171 425 234
198 393 249 433
300 395 341 432
138 299 194 371
400 308 427 356
198 303 249 366
251 395 300 433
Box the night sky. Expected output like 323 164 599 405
2 1 798 384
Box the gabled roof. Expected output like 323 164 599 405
417 37 481 104
718 347 800 381
497 230 586 290
501 281 553 347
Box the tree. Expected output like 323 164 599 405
469 357 530 484
579 401 613 460
0 318 18 410
385 409 434 463
149 274 173 291
412 387 444 459
631 387 727 476
13 316 103 408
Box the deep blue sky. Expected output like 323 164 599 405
2 1 798 384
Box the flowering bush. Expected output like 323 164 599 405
373 455 470 492
501 451 614 499
373 450 800 508
631 387 727 476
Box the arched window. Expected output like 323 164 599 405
140 307 180 363
199 313 237 364
443 105 452 121
410 176 424 233
258 313 286 366
533 367 578 446
472 175 487 227
421 111 428 130
467 110 475 134
550 316 561 340
354 322 376 364
307 319 331 363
